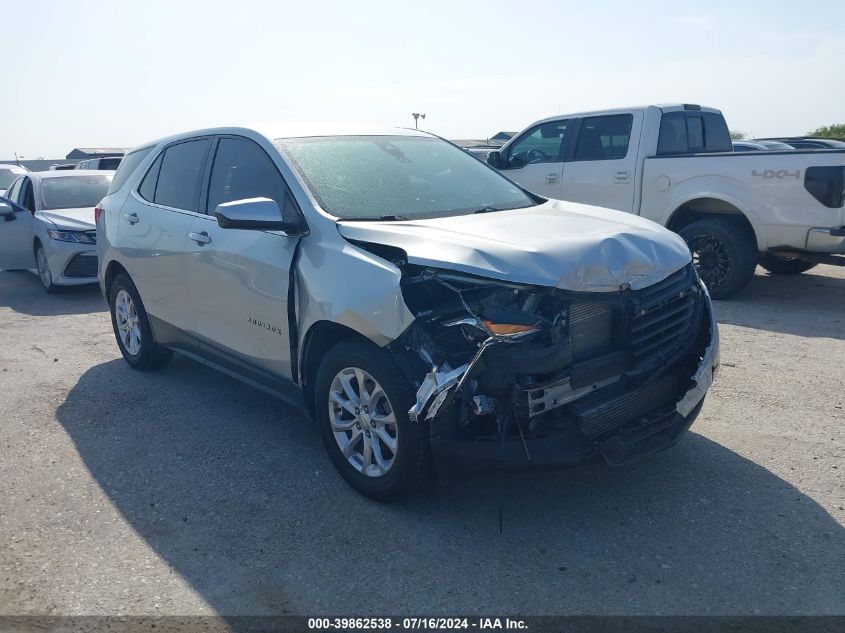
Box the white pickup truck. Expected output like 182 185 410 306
486 104 845 298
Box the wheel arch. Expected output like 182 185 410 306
103 260 130 299
665 195 764 251
299 320 374 418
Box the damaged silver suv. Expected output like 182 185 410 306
97 126 719 500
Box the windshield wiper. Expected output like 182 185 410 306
340 214 410 222
472 206 502 214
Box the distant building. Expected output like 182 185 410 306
66 147 127 160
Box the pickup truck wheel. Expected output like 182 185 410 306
679 218 757 299
109 273 173 370
315 338 431 501
760 254 817 275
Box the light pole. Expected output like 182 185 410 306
412 113 426 129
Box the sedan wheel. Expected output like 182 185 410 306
114 289 142 356
36 245 57 293
328 367 399 478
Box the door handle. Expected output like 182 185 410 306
613 171 632 184
123 212 139 224
546 173 559 184
189 231 212 245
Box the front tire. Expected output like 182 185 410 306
109 273 172 370
679 217 758 299
759 253 817 275
35 242 58 294
314 338 431 501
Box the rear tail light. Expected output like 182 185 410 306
94 205 103 224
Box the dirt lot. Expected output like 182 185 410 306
0 266 843 616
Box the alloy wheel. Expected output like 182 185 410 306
328 367 399 478
36 247 52 289
115 289 142 356
689 234 732 288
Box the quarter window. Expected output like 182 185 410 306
206 138 292 215
573 114 633 161
109 146 153 194
506 120 570 167
148 139 210 211
138 154 162 202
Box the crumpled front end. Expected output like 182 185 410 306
388 262 719 480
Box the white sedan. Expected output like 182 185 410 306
0 170 112 292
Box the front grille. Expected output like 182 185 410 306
63 254 98 278
629 265 700 359
572 374 677 439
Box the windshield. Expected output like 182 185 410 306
277 135 535 220
0 169 22 189
40 175 112 210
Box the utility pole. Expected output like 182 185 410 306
412 113 426 129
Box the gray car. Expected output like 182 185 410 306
96 126 719 500
0 170 112 292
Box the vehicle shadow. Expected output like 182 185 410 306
0 270 104 316
714 266 845 340
55 357 845 616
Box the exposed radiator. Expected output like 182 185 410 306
571 374 677 439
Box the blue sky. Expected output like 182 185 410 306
2 0 844 158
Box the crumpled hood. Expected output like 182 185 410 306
337 199 692 291
36 207 95 231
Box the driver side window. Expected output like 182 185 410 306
505 119 570 168
5 178 23 204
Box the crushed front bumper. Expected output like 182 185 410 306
425 282 720 482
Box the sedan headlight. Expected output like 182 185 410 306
46 229 96 244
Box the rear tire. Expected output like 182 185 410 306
315 338 431 501
759 253 817 275
109 273 172 370
679 217 758 299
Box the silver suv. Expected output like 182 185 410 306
97 126 719 500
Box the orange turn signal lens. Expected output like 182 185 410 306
482 320 537 336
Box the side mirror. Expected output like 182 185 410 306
486 151 502 169
0 200 15 220
214 197 300 232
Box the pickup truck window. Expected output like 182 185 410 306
657 111 732 155
506 120 569 167
573 114 633 161
805 166 845 208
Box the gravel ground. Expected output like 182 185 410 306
0 266 843 617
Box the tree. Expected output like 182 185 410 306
729 130 745 140
808 123 845 138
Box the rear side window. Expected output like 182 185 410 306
206 137 293 215
805 166 845 208
138 154 163 202
150 139 211 211
573 114 633 161
657 111 732 155
99 157 122 170
108 147 153 193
